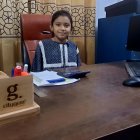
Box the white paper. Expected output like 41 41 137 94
30 70 79 86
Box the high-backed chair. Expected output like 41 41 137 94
20 14 52 70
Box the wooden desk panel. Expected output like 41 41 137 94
0 62 140 140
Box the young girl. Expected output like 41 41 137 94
31 10 81 72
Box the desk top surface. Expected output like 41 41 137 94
0 62 140 140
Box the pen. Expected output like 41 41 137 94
11 68 14 77
47 78 65 83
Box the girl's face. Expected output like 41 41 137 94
51 16 71 43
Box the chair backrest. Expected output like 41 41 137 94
20 14 52 69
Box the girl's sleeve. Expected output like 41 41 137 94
76 47 81 66
31 44 43 72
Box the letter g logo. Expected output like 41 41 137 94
7 84 18 101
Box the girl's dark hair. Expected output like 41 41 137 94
51 10 73 30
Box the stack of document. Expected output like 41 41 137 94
31 70 79 86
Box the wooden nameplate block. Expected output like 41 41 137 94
0 72 40 125
0 102 40 125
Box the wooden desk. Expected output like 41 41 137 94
0 62 140 140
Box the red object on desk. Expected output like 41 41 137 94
14 66 22 76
